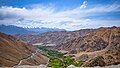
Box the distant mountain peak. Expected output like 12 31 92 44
0 25 32 35
0 25 66 35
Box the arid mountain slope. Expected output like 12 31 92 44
0 32 48 67
81 41 120 67
14 29 94 45
57 27 120 53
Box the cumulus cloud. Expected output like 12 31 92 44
0 1 120 30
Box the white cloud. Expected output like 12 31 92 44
80 1 87 9
86 4 120 13
0 1 120 30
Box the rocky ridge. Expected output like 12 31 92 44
57 27 120 67
57 27 120 53
14 29 94 45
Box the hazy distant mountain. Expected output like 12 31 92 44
0 25 66 35
0 25 33 35
26 27 66 33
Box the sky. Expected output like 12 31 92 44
0 0 120 31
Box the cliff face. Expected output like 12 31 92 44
57 27 120 53
0 32 48 67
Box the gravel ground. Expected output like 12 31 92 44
0 64 120 68
67 64 120 68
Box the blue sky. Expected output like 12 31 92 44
0 0 120 30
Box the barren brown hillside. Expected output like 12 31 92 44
57 27 120 53
56 26 120 67
0 32 48 67
14 29 94 45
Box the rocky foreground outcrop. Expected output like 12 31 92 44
1 64 120 68
67 64 120 68
0 32 48 67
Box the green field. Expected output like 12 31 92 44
37 46 84 68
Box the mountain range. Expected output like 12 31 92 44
15 26 120 67
26 27 66 33
0 25 65 35
57 26 120 52
0 26 120 67
0 25 32 35
14 29 95 45
56 26 120 66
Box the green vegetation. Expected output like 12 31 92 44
63 56 74 67
37 45 84 68
63 56 84 67
37 46 64 58
48 58 63 68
